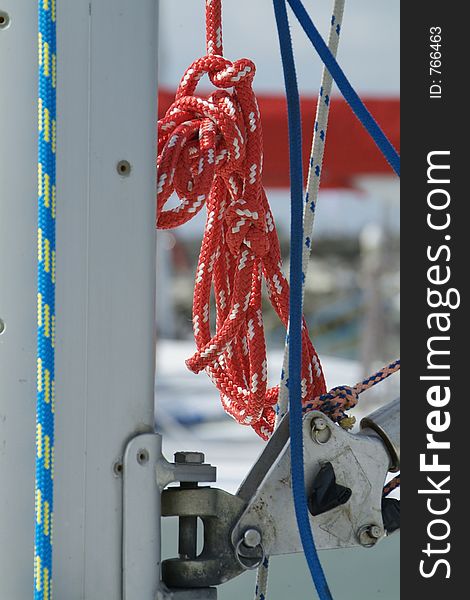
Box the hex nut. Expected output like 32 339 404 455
174 451 205 464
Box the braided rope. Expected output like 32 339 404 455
156 0 326 440
273 1 400 597
254 557 269 600
206 0 223 56
272 0 401 486
272 1 335 596
276 0 345 423
383 475 401 497
303 358 401 426
34 1 57 598
257 5 345 599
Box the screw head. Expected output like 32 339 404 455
113 461 123 477
243 528 262 548
116 160 131 177
174 451 205 464
0 11 10 30
137 448 149 465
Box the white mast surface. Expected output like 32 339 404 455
0 1 159 597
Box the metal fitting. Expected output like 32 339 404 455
313 417 327 430
243 528 262 549
174 451 205 464
311 417 331 444
357 524 384 547
116 159 131 177
137 448 149 465
113 460 123 477
0 11 10 30
360 397 400 472
235 529 265 571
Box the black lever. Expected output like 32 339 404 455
308 461 352 517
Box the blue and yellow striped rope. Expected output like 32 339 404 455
35 1 56 598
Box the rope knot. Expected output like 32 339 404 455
321 385 359 408
225 198 270 257
303 360 400 430
208 57 256 89
319 385 359 421
157 57 249 229
304 385 359 428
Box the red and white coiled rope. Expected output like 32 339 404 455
156 0 326 439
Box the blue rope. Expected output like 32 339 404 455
286 0 400 177
273 1 401 599
272 1 333 599
35 1 57 598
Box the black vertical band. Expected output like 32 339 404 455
401 2 465 595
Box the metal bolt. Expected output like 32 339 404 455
243 528 262 548
0 318 5 335
370 525 383 539
174 451 205 560
174 451 205 464
137 448 149 465
313 417 327 431
0 11 10 30
116 160 131 177
357 524 383 547
311 417 331 444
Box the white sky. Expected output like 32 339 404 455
159 0 400 96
